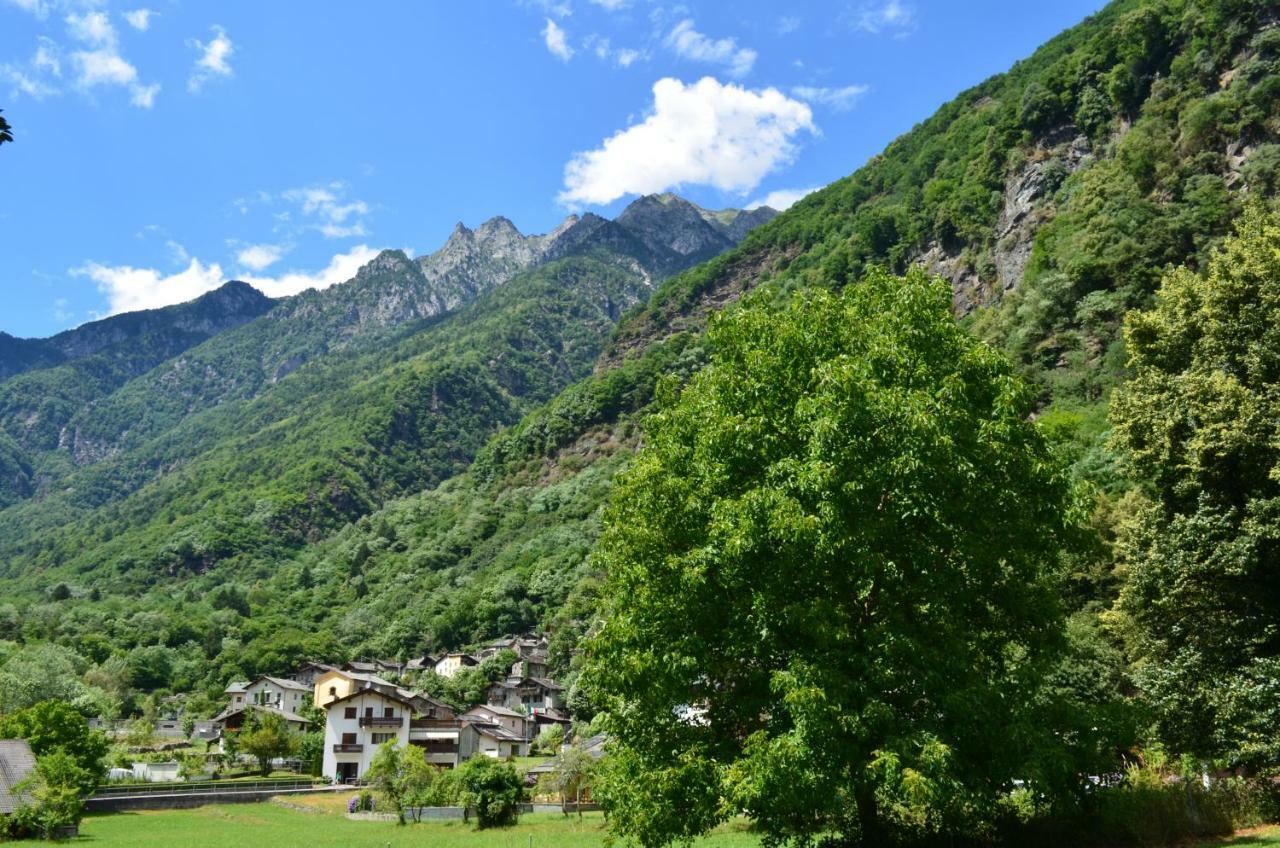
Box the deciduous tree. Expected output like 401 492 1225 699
588 268 1085 846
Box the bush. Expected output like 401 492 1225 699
458 757 523 828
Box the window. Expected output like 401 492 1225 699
344 707 357 719
384 707 394 718
364 706 374 718
341 732 357 744
371 733 395 744
328 686 337 697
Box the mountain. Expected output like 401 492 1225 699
0 281 273 382
1 0 1275 703
0 193 770 589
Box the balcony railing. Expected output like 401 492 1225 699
410 718 464 729
332 744 364 753
358 716 403 728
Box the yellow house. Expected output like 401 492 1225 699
314 668 366 708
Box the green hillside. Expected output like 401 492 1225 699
2 0 1278 714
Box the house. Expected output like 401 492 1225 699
211 704 311 735
433 652 480 678
313 668 453 718
404 654 437 672
293 662 336 688
480 633 549 661
509 650 549 679
224 681 249 708
243 676 312 712
322 687 414 783
486 677 564 713
463 705 532 755
0 740 36 819
473 722 525 759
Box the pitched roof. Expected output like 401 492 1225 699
224 681 249 693
212 704 312 726
465 704 526 719
259 676 310 692
0 740 37 814
470 722 524 742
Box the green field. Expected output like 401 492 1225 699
73 805 763 847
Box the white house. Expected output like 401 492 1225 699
433 652 480 678
243 676 311 712
322 687 414 784
463 704 533 755
473 722 524 759
224 681 248 708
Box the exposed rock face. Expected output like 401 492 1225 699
917 127 1094 315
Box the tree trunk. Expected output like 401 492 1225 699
855 783 883 846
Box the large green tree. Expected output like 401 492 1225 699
0 701 107 793
587 268 1086 847
238 711 300 776
1111 205 1280 767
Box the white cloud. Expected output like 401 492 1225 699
749 186 820 211
123 8 152 31
281 183 371 239
75 257 228 315
2 39 62 99
615 47 642 67
188 24 233 92
542 18 573 61
4 0 52 18
792 84 869 111
61 11 158 107
129 80 158 107
589 0 628 9
777 15 800 35
242 245 381 298
664 19 756 78
559 76 814 207
849 0 916 36
65 10 114 45
73 48 136 88
236 243 285 271
75 245 382 314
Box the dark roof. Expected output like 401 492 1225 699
470 722 524 742
0 740 36 814
212 704 312 726
465 704 526 720
325 685 417 711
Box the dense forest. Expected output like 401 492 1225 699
1 0 1280 841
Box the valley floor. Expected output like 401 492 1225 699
68 803 1280 847
72 805 762 847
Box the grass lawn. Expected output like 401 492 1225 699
1204 827 1280 846
74 804 763 847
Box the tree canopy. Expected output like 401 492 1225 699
1111 205 1280 767
588 268 1087 846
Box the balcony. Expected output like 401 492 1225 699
358 716 404 728
332 744 364 753
410 718 464 730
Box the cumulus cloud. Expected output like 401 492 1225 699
749 186 820 211
559 76 814 207
236 243 285 272
4 0 53 18
75 245 381 314
542 18 573 61
188 24 233 92
62 10 159 106
792 84 869 111
122 8 152 31
282 183 371 238
664 19 756 78
848 0 916 36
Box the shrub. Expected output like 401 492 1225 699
458 756 523 828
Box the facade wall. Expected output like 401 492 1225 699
321 691 410 782
244 679 309 712
314 670 361 708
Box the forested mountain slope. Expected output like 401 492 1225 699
0 195 771 606
3 0 1278 707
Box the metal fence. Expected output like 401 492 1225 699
92 778 319 797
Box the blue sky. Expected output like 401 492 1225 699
0 0 1108 338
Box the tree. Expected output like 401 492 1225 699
238 712 299 776
457 756 523 828
366 741 437 824
533 723 565 754
551 742 594 816
586 268 1085 847
0 109 11 146
11 751 89 839
0 644 87 713
0 701 107 793
1110 205 1280 767
181 715 196 740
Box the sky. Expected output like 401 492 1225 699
0 0 1109 338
